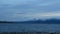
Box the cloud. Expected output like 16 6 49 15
0 0 60 21
23 11 60 17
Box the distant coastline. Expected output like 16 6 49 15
0 19 60 24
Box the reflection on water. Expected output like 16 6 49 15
0 23 60 32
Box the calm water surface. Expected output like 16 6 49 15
0 23 60 32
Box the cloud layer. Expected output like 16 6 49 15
0 0 60 21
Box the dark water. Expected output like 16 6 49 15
0 23 60 32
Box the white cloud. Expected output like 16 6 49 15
21 11 60 19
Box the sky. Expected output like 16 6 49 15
0 0 60 21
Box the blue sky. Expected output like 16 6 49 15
0 0 60 21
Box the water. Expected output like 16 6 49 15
0 23 60 32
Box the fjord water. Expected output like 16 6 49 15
0 23 60 32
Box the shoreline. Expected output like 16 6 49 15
0 32 60 34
